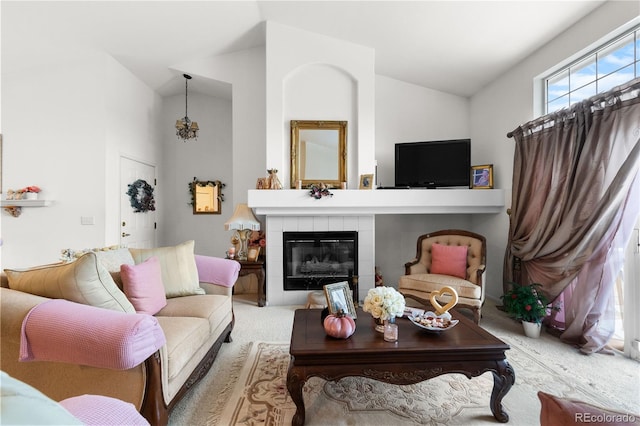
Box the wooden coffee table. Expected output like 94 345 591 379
287 308 515 425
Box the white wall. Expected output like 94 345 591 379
1 54 162 268
159 91 233 258
374 75 473 289
284 64 356 186
265 21 376 188
175 46 266 207
469 0 639 300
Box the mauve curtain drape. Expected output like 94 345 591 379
504 78 640 354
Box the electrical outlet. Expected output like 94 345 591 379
81 216 95 225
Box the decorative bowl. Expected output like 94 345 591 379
408 311 459 332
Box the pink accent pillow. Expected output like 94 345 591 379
430 243 468 279
538 391 640 426
121 257 167 315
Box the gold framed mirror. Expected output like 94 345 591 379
290 120 347 189
190 179 224 214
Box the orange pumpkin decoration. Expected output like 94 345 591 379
323 310 356 339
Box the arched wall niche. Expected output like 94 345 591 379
283 63 358 187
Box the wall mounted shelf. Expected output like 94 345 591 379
1 200 54 217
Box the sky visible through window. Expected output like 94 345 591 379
546 27 639 113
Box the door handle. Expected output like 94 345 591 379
122 232 131 237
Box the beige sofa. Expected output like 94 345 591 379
1 241 240 426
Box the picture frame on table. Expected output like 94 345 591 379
359 174 374 190
247 246 261 262
471 164 494 189
324 281 357 319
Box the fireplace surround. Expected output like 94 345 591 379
248 188 504 306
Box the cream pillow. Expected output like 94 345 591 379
0 371 83 425
93 247 135 272
129 240 204 298
5 253 135 313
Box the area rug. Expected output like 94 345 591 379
208 338 611 426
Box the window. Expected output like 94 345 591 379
545 26 639 113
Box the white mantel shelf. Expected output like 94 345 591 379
248 189 505 216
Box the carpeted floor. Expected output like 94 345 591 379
169 296 640 426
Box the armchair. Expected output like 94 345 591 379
398 229 486 323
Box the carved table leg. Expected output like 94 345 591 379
490 359 516 423
257 267 266 307
286 362 306 426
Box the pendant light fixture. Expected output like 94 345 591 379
175 74 199 141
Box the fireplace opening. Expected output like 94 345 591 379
283 231 358 296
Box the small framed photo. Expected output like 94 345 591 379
359 174 374 190
247 246 261 262
471 164 494 189
324 281 357 319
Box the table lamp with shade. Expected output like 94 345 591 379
224 203 261 261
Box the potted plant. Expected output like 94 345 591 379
500 282 559 338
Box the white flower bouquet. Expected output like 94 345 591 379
363 286 406 321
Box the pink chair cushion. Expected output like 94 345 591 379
20 299 166 370
60 395 149 425
430 243 467 279
121 256 167 315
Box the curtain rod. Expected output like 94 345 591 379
506 77 640 140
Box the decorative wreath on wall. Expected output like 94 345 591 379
127 179 156 213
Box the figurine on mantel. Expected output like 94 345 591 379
267 169 283 190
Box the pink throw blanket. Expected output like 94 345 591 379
195 255 240 288
20 299 166 370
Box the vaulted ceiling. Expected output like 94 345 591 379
1 1 606 99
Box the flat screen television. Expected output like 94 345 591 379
394 139 471 188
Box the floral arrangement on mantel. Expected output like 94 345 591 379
308 183 333 199
500 282 560 324
363 286 406 321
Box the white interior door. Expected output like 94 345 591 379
120 157 156 248
624 218 640 360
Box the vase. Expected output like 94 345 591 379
24 192 38 200
384 318 398 342
374 317 385 333
522 321 541 338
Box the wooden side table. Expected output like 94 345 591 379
237 260 266 307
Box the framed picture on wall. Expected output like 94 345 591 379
471 164 494 189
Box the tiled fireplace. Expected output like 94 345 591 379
263 215 374 306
